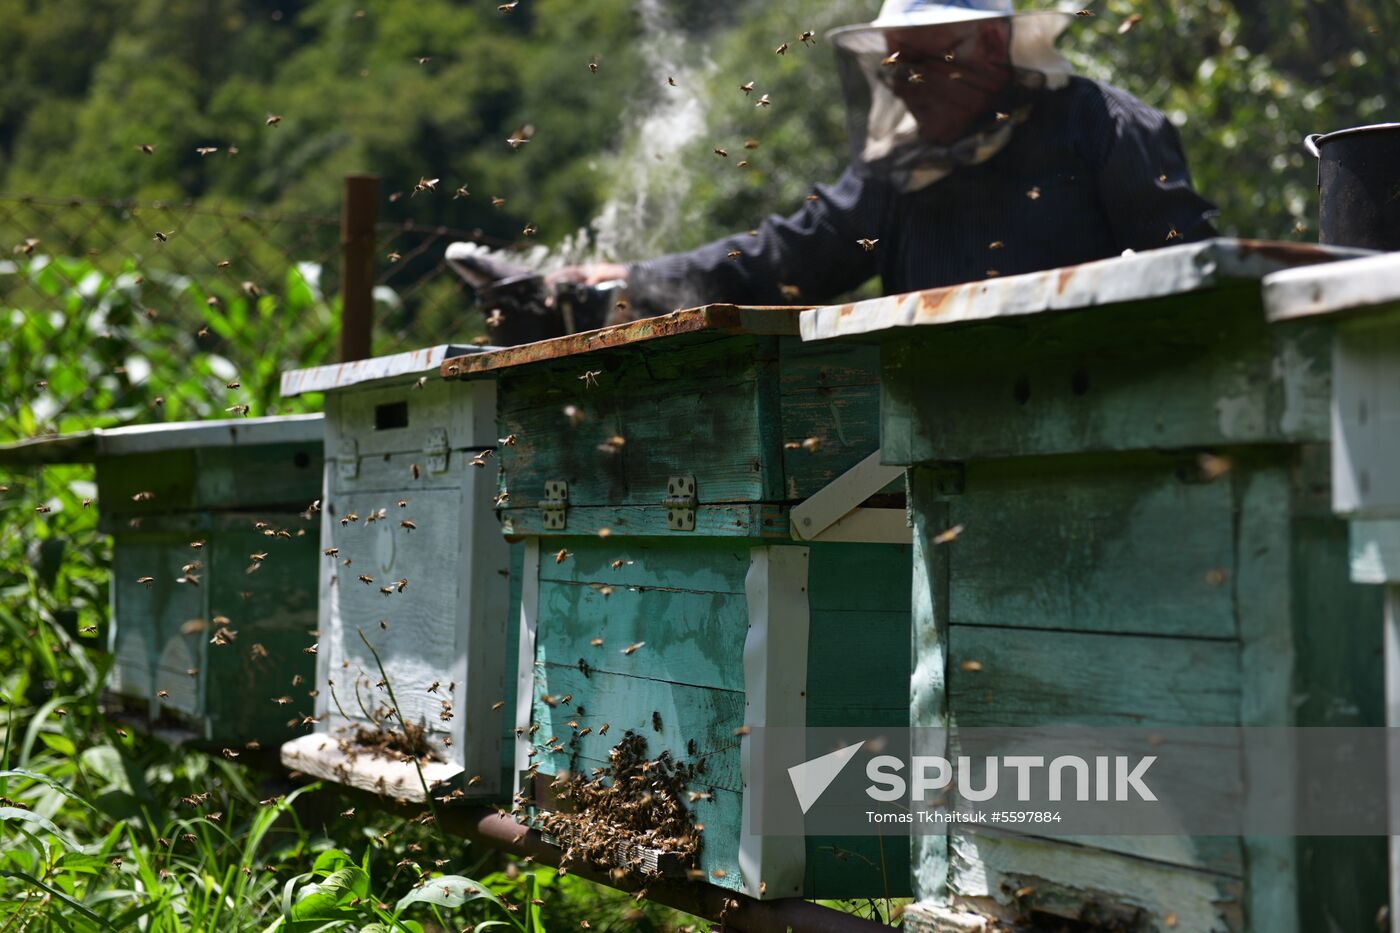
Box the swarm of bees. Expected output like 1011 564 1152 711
535 731 705 876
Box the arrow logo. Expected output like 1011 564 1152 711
787 741 865 814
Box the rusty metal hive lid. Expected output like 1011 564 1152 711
799 237 1373 342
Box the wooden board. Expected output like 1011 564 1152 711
941 454 1237 639
880 291 1332 464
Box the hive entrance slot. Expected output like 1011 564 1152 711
374 401 409 431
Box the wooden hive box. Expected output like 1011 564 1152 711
801 239 1385 933
0 415 324 748
441 306 914 901
279 346 515 802
1266 251 1400 921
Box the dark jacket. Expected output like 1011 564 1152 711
625 76 1219 314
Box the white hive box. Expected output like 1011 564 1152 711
278 346 511 800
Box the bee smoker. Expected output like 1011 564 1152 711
445 242 623 346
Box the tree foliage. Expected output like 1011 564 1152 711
1 0 1393 258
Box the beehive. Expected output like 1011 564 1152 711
441 306 913 900
0 415 324 748
279 346 514 802
802 238 1385 933
1265 251 1400 921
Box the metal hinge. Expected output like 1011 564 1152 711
541 480 568 530
337 437 359 480
664 475 697 531
424 428 450 473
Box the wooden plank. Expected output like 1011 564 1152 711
780 384 883 501
1331 314 1400 518
880 292 1332 464
805 610 910 725
945 831 1243 932
109 533 205 717
282 345 477 396
497 378 766 508
945 454 1237 639
204 519 319 746
326 378 495 459
534 580 749 692
513 541 541 793
909 468 952 903
806 540 912 613
281 732 463 802
804 834 913 900
538 536 752 595
948 626 1240 727
194 441 323 511
500 504 788 539
740 545 810 899
790 450 902 541
441 305 802 377
528 664 745 793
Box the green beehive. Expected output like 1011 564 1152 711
0 415 324 748
441 306 913 901
279 347 516 803
801 238 1384 932
1265 251 1400 922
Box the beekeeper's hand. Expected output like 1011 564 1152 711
546 262 628 287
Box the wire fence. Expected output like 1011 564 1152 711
0 191 502 439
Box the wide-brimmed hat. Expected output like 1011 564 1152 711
829 0 1075 86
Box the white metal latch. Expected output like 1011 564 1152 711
541 480 568 530
337 437 359 480
664 475 697 531
424 428 450 473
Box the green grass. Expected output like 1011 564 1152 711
0 253 708 932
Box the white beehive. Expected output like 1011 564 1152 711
277 346 511 800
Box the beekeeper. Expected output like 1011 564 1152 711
556 0 1219 317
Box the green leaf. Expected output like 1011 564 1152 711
311 849 354 878
37 733 76 756
291 866 371 920
0 806 80 848
395 874 504 913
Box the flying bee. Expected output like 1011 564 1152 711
739 80 754 95
555 548 570 564
881 51 900 66
713 147 728 158
1026 186 1041 200
323 547 339 557
226 404 250 416
195 146 219 156
396 578 408 592
249 552 268 563
387 251 401 262
667 76 678 87
251 643 269 659
588 56 598 74
727 249 742 259
995 111 1010 122
152 230 173 242
1166 226 1182 241
857 238 880 252
540 694 558 708
453 184 469 200
157 689 170 699
412 177 440 197
506 124 534 149
470 451 492 468
622 641 645 656
491 196 506 208
136 576 155 586
265 113 282 126
400 519 416 531
579 369 601 387
498 434 517 446
498 0 518 10
989 240 1005 249
1075 8 1093 15
908 71 924 83
359 575 373 585
428 681 441 694
131 490 155 502
799 30 815 45
81 624 98 635
522 223 537 237
303 643 318 655
775 41 788 54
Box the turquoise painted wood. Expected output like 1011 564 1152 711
0 416 325 748
279 348 516 802
803 240 1387 933
443 313 913 900
1264 252 1400 929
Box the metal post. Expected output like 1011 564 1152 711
339 174 378 362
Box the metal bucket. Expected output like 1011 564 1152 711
1305 123 1400 251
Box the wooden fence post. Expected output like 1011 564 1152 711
339 174 378 362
